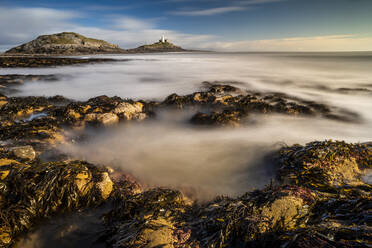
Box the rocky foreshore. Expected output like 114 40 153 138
0 56 125 68
0 71 371 247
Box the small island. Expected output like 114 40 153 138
127 35 186 53
4 32 126 55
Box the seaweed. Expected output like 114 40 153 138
0 158 113 247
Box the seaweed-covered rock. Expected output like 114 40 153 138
0 56 120 68
190 110 243 126
105 188 191 248
0 159 114 247
277 140 371 190
161 83 361 126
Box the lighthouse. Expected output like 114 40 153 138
160 35 168 43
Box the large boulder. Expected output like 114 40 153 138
10 145 36 160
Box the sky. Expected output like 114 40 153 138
0 0 371 51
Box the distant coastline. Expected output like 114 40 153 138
1 32 204 56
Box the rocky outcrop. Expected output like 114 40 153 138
162 82 361 126
5 32 125 55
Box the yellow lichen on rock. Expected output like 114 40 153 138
84 113 97 122
96 172 113 199
325 158 363 186
261 196 304 230
16 107 45 118
114 102 145 120
67 109 81 120
82 105 91 113
96 113 119 126
0 100 8 107
137 218 176 248
214 95 233 105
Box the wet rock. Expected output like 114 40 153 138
0 159 116 247
0 56 120 68
96 113 119 126
66 109 81 121
64 97 148 127
0 101 7 108
10 145 36 160
105 188 190 248
190 110 242 126
159 82 360 126
162 93 193 108
96 172 113 200
113 101 146 120
260 195 305 230
277 140 371 189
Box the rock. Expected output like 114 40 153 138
0 57 119 68
113 102 145 120
0 160 116 246
11 146 36 160
137 218 176 248
0 101 7 107
277 140 372 188
96 172 113 200
190 110 242 126
66 109 81 120
105 188 189 248
84 113 98 122
260 195 305 230
96 113 119 126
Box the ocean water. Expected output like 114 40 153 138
1 52 372 198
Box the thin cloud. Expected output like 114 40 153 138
171 6 248 16
0 7 78 45
114 17 155 30
239 0 288 4
201 35 372 51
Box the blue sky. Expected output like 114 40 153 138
0 0 372 51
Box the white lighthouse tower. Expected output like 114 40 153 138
160 35 168 43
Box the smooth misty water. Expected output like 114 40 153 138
1 52 372 198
